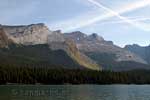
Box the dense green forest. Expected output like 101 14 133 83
0 44 84 69
0 65 150 84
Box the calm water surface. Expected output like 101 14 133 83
0 85 150 100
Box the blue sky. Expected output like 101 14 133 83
0 0 150 47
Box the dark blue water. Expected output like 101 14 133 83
0 85 150 100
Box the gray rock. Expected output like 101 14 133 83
3 23 50 45
64 31 147 64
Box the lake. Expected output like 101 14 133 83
0 85 150 100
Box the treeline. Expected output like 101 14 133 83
0 65 150 84
0 44 84 69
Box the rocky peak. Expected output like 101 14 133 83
125 44 141 48
53 30 61 33
65 31 105 42
64 31 87 43
69 31 87 38
29 23 45 27
70 31 85 35
90 33 98 38
88 33 104 41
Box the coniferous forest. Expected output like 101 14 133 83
0 65 150 85
1 44 150 85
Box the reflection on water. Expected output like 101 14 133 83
0 85 150 100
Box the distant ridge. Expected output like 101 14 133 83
125 44 150 64
64 31 148 71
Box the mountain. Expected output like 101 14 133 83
125 44 150 64
1 23 149 71
64 31 148 71
0 24 100 70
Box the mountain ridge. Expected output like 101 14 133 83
64 31 146 63
64 31 148 70
0 23 100 70
0 23 149 71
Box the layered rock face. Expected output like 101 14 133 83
64 31 147 64
3 23 50 45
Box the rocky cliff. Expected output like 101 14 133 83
3 23 50 45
